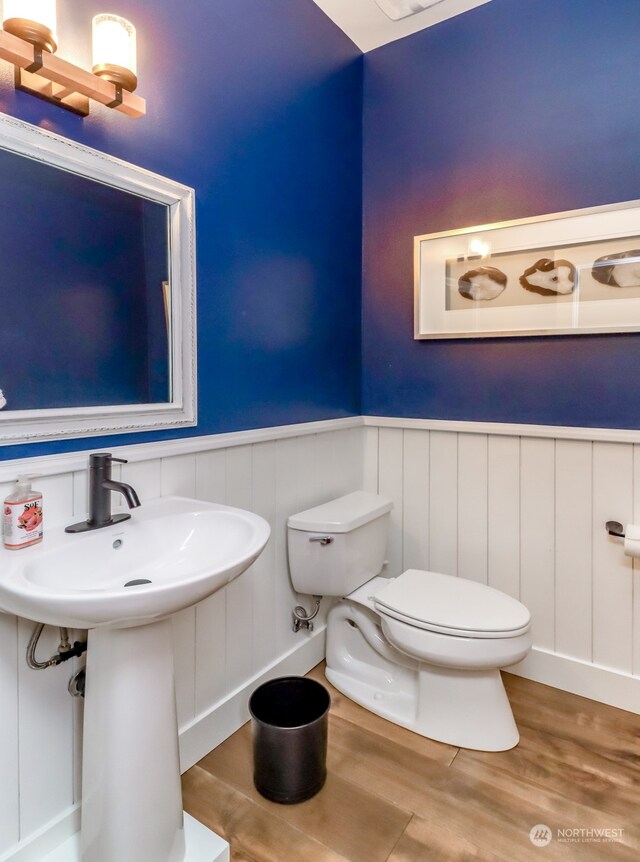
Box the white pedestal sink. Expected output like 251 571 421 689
0 496 271 862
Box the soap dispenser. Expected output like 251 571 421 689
3 475 43 550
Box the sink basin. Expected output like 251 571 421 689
0 495 271 629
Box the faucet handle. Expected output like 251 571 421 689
110 457 128 464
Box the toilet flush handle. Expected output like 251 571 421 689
309 535 334 546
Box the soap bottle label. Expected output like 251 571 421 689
3 499 43 549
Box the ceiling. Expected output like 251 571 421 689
312 0 493 53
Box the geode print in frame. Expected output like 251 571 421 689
414 200 640 339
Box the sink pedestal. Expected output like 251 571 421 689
79 619 228 862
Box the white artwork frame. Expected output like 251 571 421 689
414 199 640 339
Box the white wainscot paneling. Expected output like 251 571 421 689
428 431 458 576
457 433 488 584
362 425 379 495
274 436 306 657
0 614 19 855
592 442 633 673
249 441 278 677
555 439 592 662
402 430 429 572
368 420 640 715
37 474 74 530
17 622 75 838
378 427 404 578
0 420 362 862
487 435 520 599
520 437 555 651
224 446 254 691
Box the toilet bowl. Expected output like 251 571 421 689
288 491 532 751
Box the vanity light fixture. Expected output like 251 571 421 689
0 2 144 117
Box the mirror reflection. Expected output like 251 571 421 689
0 147 171 412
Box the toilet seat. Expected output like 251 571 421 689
373 569 531 640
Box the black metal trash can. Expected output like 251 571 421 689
249 676 330 804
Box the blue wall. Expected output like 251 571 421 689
1 0 363 459
362 0 640 428
8 0 640 464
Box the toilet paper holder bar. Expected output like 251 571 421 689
606 520 625 538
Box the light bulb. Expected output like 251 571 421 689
92 13 137 92
3 0 57 52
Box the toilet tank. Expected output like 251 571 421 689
287 491 393 596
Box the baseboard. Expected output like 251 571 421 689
1 630 326 862
509 646 640 714
0 806 80 862
31 814 229 862
179 626 327 772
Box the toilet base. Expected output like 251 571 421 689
326 601 520 752
415 664 519 751
326 664 518 751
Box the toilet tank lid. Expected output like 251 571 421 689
288 491 393 533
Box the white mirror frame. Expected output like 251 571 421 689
0 112 197 445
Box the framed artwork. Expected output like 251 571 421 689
414 199 640 339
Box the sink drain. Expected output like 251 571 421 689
124 578 152 587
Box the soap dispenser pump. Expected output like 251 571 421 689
3 475 44 550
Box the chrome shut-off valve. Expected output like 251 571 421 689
292 596 322 632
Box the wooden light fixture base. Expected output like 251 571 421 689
15 66 89 115
0 29 145 118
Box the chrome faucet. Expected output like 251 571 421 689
65 453 141 533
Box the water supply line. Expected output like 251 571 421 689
292 596 322 632
26 623 87 670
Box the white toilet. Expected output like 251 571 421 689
287 490 532 751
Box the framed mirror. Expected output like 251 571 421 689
0 113 196 444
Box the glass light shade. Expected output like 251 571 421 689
92 13 137 92
3 0 57 52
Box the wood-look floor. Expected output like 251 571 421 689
182 664 640 861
